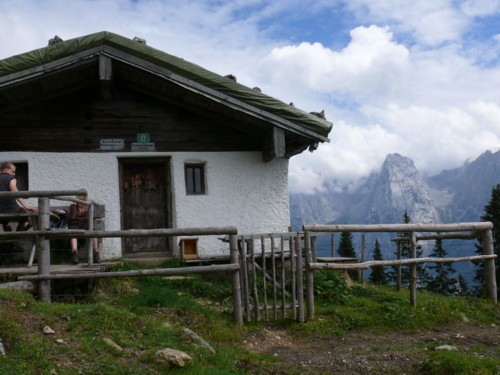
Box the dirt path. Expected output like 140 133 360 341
243 322 500 374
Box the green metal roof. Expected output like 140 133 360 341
0 31 332 141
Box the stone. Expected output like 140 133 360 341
102 338 123 352
183 327 216 354
156 348 192 368
435 345 458 351
43 326 55 335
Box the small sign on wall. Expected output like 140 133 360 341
100 139 125 150
137 133 150 143
131 142 155 151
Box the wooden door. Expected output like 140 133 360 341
119 158 172 256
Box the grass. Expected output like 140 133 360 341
0 263 499 374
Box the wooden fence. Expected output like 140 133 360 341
0 190 244 324
235 232 308 323
303 223 498 320
1 191 498 325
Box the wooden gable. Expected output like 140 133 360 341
0 32 332 160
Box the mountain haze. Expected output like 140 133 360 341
290 150 500 229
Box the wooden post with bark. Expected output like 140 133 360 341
304 230 314 320
295 235 305 323
409 231 417 307
360 233 366 284
396 241 402 292
37 197 51 302
482 229 498 303
230 234 243 325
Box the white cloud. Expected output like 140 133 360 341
361 103 500 175
289 121 402 193
1 0 500 195
258 25 410 105
461 0 500 17
345 0 470 46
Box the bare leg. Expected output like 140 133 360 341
92 238 100 263
70 238 79 264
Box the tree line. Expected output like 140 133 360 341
336 184 500 298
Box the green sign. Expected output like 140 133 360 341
137 133 150 143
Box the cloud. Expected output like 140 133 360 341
344 0 470 46
289 121 402 194
1 0 499 195
361 103 500 175
461 0 500 17
254 19 500 191
258 25 410 105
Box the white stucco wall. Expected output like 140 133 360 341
0 151 290 259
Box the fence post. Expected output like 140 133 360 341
87 203 94 266
304 230 314 320
261 236 269 322
229 234 243 324
295 235 304 323
37 197 51 302
409 231 417 307
482 229 498 303
360 233 366 284
289 236 297 321
396 241 402 292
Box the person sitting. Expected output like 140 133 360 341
68 194 100 264
0 162 37 232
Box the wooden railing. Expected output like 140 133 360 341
3 190 497 325
0 190 243 324
303 222 498 319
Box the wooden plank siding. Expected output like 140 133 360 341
0 54 319 159
1 84 264 152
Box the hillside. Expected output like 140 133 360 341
1 264 499 374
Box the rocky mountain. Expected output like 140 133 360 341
290 150 500 282
428 150 500 222
290 150 500 229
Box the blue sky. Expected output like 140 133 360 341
1 0 500 194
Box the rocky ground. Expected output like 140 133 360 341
242 322 500 374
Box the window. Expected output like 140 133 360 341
184 163 206 195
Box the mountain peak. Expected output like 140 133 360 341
290 150 499 229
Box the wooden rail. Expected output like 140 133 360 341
3 190 496 325
303 222 498 319
0 190 244 324
18 263 240 280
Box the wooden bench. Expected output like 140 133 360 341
0 212 39 267
0 211 69 267
0 203 105 267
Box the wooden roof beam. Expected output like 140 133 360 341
99 54 113 100
262 126 285 162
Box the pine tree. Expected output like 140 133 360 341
389 211 429 288
337 231 356 258
369 239 387 285
426 238 457 295
388 211 412 287
473 184 500 297
337 231 358 281
457 273 469 296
